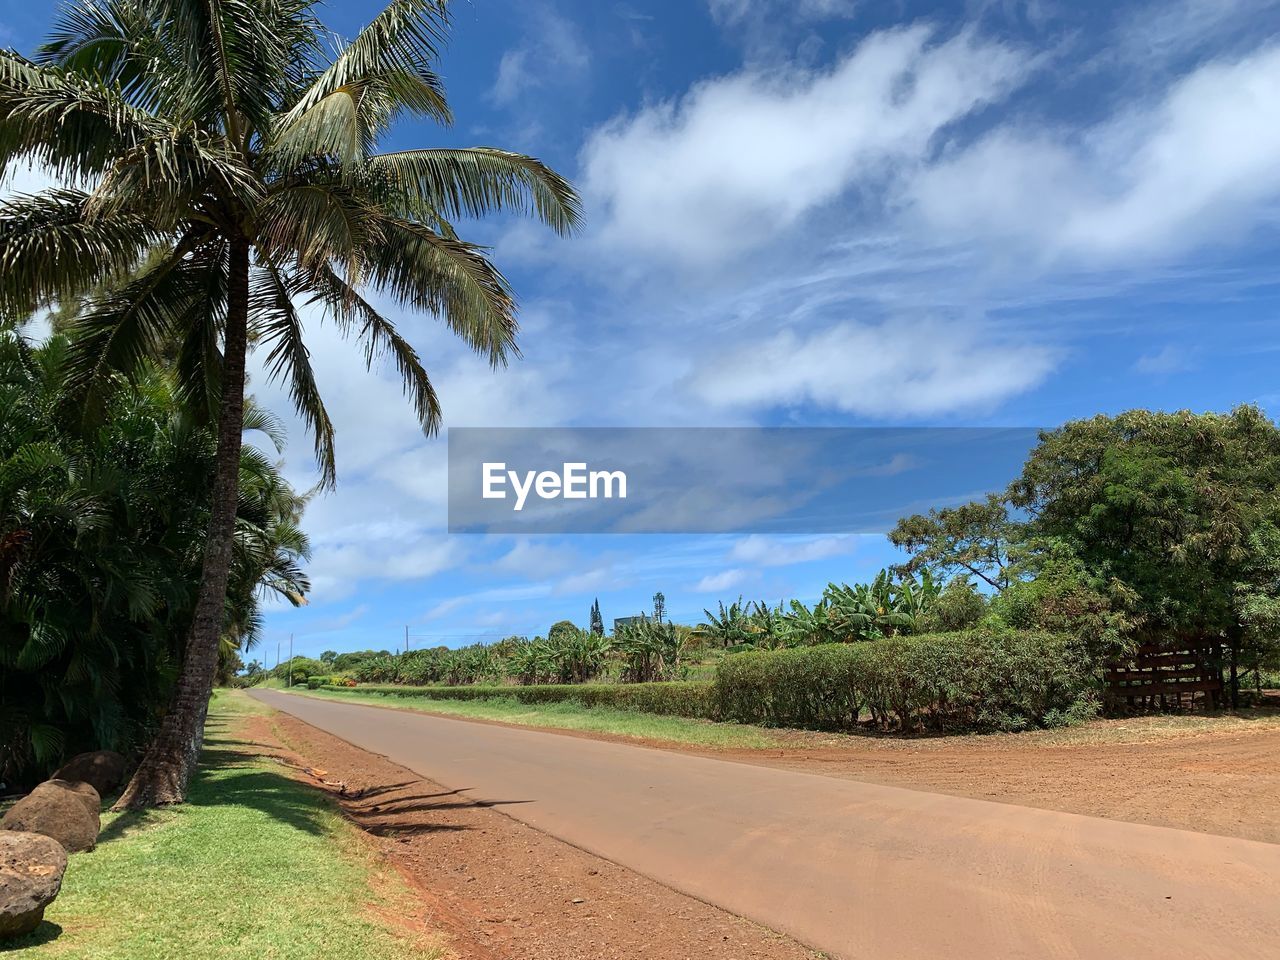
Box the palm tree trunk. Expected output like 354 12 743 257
114 238 251 810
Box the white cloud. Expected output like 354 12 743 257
691 318 1055 417
909 42 1280 264
553 567 616 595
1109 0 1276 69
304 534 459 602
494 540 579 578
1134 344 1190 374
581 25 1030 265
694 568 754 592
490 51 531 106
489 6 590 106
296 604 370 635
728 534 857 566
707 0 857 25
424 596 468 621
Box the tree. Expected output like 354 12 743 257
320 650 337 665
589 598 603 636
989 544 1137 664
547 619 578 643
1009 407 1280 705
652 591 666 624
915 577 988 633
0 0 579 806
889 495 1017 590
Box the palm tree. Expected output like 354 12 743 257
218 406 313 677
0 0 580 807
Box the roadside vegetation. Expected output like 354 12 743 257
9 691 440 959
295 685 780 748
0 332 310 789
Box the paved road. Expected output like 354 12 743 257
251 690 1280 960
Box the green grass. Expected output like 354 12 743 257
245 676 289 689
294 686 782 749
10 690 439 960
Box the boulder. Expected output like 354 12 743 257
0 831 67 939
1 781 100 853
51 751 126 797
44 780 100 817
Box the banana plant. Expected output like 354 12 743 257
693 598 757 649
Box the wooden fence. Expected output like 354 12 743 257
1105 641 1222 710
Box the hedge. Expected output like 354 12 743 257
316 680 716 718
305 675 356 689
712 630 1097 733
311 629 1096 734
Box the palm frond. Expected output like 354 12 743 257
170 239 228 423
278 0 451 154
242 398 287 454
0 50 161 182
366 147 582 235
0 188 158 315
85 128 263 228
257 180 381 275
249 261 337 485
38 0 184 114
299 263 442 435
61 241 215 419
360 214 517 365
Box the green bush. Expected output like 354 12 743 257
712 629 1096 733
323 630 1096 735
331 681 715 718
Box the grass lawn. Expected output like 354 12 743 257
9 690 440 960
292 686 783 749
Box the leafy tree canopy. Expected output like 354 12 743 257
888 494 1016 590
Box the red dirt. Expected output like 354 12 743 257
713 722 1280 844
241 710 817 960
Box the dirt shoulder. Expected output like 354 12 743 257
713 712 1280 843
246 708 819 960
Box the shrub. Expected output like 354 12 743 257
712 629 1095 733
305 675 350 689
327 681 715 718
275 657 325 687
915 578 988 633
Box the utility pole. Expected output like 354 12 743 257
275 641 280 671
287 633 293 687
405 625 409 654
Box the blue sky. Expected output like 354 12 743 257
8 0 1280 660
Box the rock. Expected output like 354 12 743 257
1 781 101 853
45 780 100 817
51 751 126 797
0 831 67 939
